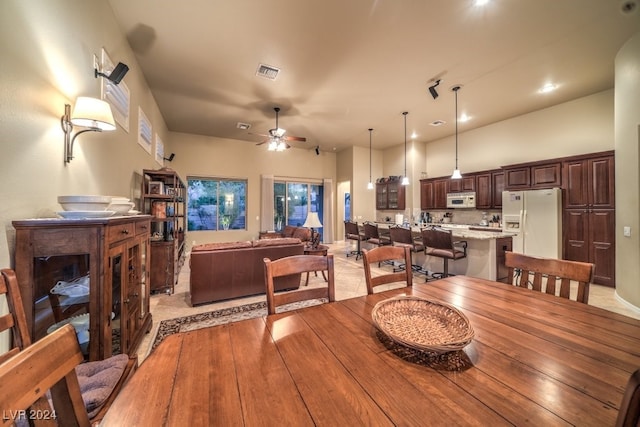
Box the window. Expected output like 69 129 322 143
187 177 247 231
274 181 323 234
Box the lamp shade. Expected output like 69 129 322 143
71 97 116 131
303 211 323 228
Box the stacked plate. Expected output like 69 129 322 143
57 195 115 219
109 197 136 215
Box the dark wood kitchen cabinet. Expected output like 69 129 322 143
492 171 505 208
376 179 405 210
420 178 448 210
503 160 561 190
448 176 475 193
12 216 152 361
475 170 504 209
562 152 615 286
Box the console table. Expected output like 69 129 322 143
12 216 152 361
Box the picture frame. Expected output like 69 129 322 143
149 181 164 195
165 186 176 196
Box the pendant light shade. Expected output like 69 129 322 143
451 86 462 179
367 128 374 190
402 112 409 186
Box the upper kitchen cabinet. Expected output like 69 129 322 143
475 171 504 209
563 153 615 209
376 177 405 210
420 178 448 210
448 176 475 193
503 160 562 190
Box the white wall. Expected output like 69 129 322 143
168 133 336 247
0 0 172 268
614 32 640 308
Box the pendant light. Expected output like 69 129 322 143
367 128 374 190
451 86 462 179
401 112 409 186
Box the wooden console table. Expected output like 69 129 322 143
12 216 152 361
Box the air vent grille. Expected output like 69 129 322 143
430 120 446 126
256 64 280 80
236 122 251 130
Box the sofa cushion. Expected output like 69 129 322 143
292 227 311 241
282 225 297 238
192 241 252 252
252 237 301 248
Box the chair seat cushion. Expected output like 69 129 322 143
75 354 129 418
427 248 466 260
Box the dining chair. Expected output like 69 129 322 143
616 367 640 427
0 324 91 427
421 226 468 279
363 222 392 249
0 268 137 424
388 225 425 274
361 246 412 294
504 252 594 304
344 220 365 260
263 254 335 315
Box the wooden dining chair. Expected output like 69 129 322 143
504 252 594 304
361 246 413 294
0 324 91 427
0 268 137 424
616 367 640 427
263 254 335 315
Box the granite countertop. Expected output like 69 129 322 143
375 222 515 240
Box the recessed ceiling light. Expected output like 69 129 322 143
430 120 446 126
411 132 418 139
460 114 471 123
539 83 558 94
475 0 490 6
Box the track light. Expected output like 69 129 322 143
315 146 320 155
95 62 129 85
428 79 441 99
164 153 175 162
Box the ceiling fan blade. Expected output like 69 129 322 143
249 132 270 138
255 139 269 146
284 135 306 142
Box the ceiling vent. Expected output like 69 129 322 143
236 122 251 130
256 64 280 80
430 120 446 126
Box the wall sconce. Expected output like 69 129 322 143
61 97 116 163
95 62 129 85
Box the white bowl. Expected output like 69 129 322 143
109 201 135 215
58 195 112 211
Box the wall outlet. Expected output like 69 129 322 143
623 226 631 237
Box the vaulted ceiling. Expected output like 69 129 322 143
107 0 640 152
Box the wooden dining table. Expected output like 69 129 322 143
101 275 640 426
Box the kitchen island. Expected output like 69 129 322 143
375 223 514 282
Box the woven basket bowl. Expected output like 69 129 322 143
372 296 475 354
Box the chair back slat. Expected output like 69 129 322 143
505 252 594 304
264 255 335 315
0 269 32 355
361 246 412 294
0 324 90 427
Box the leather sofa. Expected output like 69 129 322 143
189 237 304 306
259 225 311 241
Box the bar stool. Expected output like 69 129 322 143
389 225 425 274
344 220 365 260
363 222 392 267
421 226 467 279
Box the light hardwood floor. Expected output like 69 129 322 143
137 240 640 361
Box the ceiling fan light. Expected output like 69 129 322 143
267 140 278 151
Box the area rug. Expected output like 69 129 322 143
150 299 325 353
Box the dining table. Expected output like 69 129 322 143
101 275 640 426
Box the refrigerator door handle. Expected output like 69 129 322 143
521 209 526 236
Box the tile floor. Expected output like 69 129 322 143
137 241 640 362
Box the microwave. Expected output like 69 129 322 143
446 192 476 208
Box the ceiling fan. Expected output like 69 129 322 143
252 107 306 151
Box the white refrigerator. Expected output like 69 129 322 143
502 188 562 259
